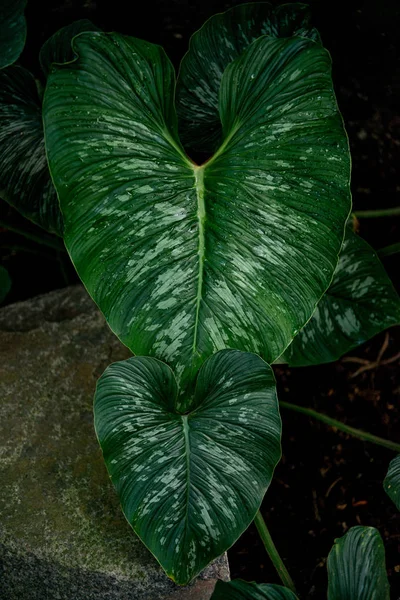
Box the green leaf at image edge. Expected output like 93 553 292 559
94 350 282 585
211 580 298 599
0 65 63 235
44 32 351 396
176 1 321 154
327 526 390 600
282 228 400 366
384 454 400 510
0 20 101 235
0 0 27 69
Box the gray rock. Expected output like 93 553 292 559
0 286 229 600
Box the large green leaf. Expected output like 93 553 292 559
327 526 390 600
0 66 63 235
384 455 400 510
176 2 320 154
282 228 400 366
211 580 298 599
94 350 282 584
40 19 100 78
44 32 351 395
0 0 26 69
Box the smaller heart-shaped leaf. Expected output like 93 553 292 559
94 349 282 585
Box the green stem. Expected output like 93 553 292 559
254 511 297 593
280 401 400 453
353 207 400 218
0 219 65 251
378 242 400 258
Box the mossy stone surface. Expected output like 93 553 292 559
0 286 229 599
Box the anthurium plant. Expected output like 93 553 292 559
1 1 399 597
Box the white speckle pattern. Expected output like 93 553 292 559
283 228 400 366
0 66 62 235
44 33 351 393
176 2 320 152
94 350 282 584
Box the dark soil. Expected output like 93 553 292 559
1 0 399 597
230 328 400 597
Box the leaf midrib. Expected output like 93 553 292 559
188 122 241 359
192 165 206 358
181 413 191 575
164 120 241 364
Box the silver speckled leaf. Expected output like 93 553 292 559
43 32 351 397
282 228 400 366
94 350 282 585
0 22 102 234
176 1 320 153
0 66 63 235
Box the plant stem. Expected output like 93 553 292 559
353 207 400 218
0 219 65 251
254 511 297 593
280 401 400 453
378 242 400 258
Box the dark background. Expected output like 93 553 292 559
1 0 399 597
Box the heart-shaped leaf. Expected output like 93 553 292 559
94 350 281 585
384 455 400 510
44 32 350 394
282 228 400 366
176 2 320 154
0 0 26 69
211 580 298 599
0 66 63 235
40 19 100 77
327 526 390 599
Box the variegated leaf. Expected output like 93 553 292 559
211 580 298 599
0 0 26 69
327 526 390 600
176 2 320 153
282 228 400 366
0 66 63 235
384 455 400 510
44 32 351 398
94 350 282 585
0 21 101 234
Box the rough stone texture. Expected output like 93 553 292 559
0 286 230 600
